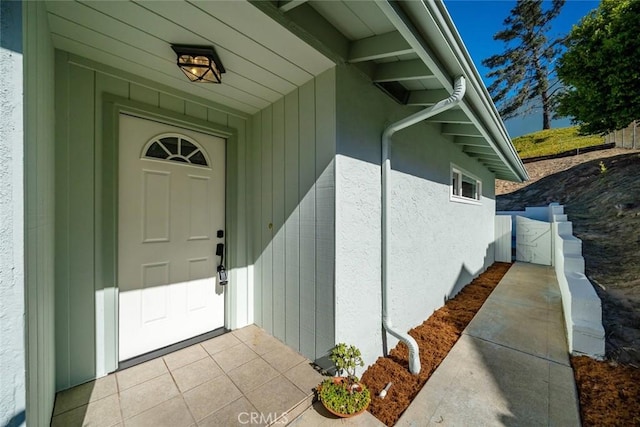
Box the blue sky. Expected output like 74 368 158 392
444 0 599 137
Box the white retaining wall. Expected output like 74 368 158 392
497 204 605 358
549 204 605 359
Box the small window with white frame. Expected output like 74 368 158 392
451 165 481 203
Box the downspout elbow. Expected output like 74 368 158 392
381 76 466 375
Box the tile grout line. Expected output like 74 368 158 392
116 361 169 393
196 394 248 426
120 357 184 423
115 373 125 425
168 349 225 424
547 358 552 425
226 362 281 397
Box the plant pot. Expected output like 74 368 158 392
318 377 371 418
322 401 369 418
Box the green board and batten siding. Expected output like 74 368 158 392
23 1 56 425
250 69 336 362
54 50 251 390
55 47 337 389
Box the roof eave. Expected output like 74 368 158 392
379 0 529 182
427 0 529 182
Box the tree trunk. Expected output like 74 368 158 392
542 102 551 129
535 53 551 130
541 89 551 130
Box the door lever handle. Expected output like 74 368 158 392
215 243 227 285
217 265 228 286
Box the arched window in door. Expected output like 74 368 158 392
142 134 209 167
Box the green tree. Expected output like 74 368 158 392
483 0 565 129
556 0 640 134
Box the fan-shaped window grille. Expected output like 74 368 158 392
143 135 209 167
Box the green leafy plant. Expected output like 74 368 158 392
317 343 371 417
318 378 371 416
599 161 608 174
330 343 364 380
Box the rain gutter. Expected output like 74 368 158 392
381 76 466 375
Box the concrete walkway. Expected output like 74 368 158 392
292 262 581 426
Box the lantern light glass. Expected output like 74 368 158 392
171 45 225 83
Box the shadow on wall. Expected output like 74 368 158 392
0 1 22 53
245 72 498 359
445 242 496 302
2 411 25 427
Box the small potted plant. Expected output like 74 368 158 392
317 343 371 417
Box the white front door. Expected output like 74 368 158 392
515 216 552 266
118 114 226 361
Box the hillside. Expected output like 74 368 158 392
511 126 605 159
497 149 640 366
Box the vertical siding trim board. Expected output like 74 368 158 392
68 62 97 387
94 73 128 378
261 106 274 334
22 2 56 424
228 115 249 329
226 120 238 329
298 80 317 359
252 112 263 326
271 99 286 341
313 69 336 361
284 90 301 351
54 50 71 392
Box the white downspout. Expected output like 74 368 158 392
382 76 466 375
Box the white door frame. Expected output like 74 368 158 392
118 114 227 361
98 95 238 375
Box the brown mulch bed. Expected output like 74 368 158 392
571 356 640 426
361 262 512 426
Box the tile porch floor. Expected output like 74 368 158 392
51 325 323 427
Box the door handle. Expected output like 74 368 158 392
217 265 228 286
215 242 228 285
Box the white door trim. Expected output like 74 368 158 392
97 95 239 376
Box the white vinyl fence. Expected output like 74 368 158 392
494 215 512 263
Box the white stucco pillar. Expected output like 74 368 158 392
0 1 26 426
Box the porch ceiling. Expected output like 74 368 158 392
44 0 334 115
46 0 526 181
270 0 528 182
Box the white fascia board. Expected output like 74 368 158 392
377 0 528 182
423 0 528 181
